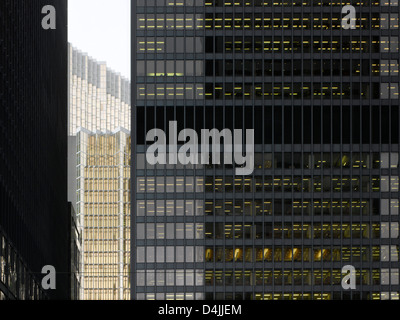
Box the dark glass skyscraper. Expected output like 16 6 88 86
0 0 69 300
132 0 400 300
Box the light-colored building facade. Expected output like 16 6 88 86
68 44 131 300
68 43 131 136
77 129 131 300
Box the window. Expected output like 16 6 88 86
182 247 193 263
166 223 174 239
137 224 145 239
176 38 184 53
156 224 165 239
176 61 184 76
136 271 145 286
196 61 203 76
381 37 399 52
147 224 155 239
146 61 155 76
166 247 175 262
195 37 203 53
137 247 145 263
137 61 145 76
156 61 164 76
176 223 185 239
167 37 175 53
157 271 165 286
137 14 146 29
381 222 400 238
176 247 184 262
166 14 175 29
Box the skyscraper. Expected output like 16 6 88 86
76 129 131 300
68 44 131 136
132 0 399 300
68 44 131 300
0 0 69 300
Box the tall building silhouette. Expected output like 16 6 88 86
0 0 69 300
132 0 399 300
68 44 131 299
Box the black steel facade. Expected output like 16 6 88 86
0 0 69 299
132 0 400 300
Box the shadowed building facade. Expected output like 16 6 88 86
132 0 400 300
0 0 69 300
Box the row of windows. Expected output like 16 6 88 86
381 13 400 28
252 292 398 301
137 200 204 216
83 289 130 301
204 0 383 6
204 269 385 286
137 60 204 77
136 83 399 100
137 13 384 31
205 59 398 77
83 263 130 275
79 191 130 204
137 177 204 193
136 269 204 287
136 243 398 264
137 0 386 7
136 247 204 263
214 36 400 54
381 82 400 99
203 13 382 30
204 246 383 263
136 176 399 194
136 223 204 239
137 0 204 6
202 292 399 301
82 180 128 191
83 209 131 222
203 176 398 193
135 199 387 217
136 245 397 264
205 246 398 263
83 253 129 265
138 153 398 170
206 36 383 53
255 152 397 169
137 37 203 53
135 268 396 289
204 199 398 216
137 84 204 100
136 36 386 54
382 0 400 5
204 222 387 240
136 292 204 301
202 82 393 100
205 292 386 301
83 276 129 290
136 82 391 100
84 229 130 241
80 167 130 179
136 105 400 145
136 221 397 240
137 14 204 30
78 154 130 167
137 58 399 81
83 240 130 253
